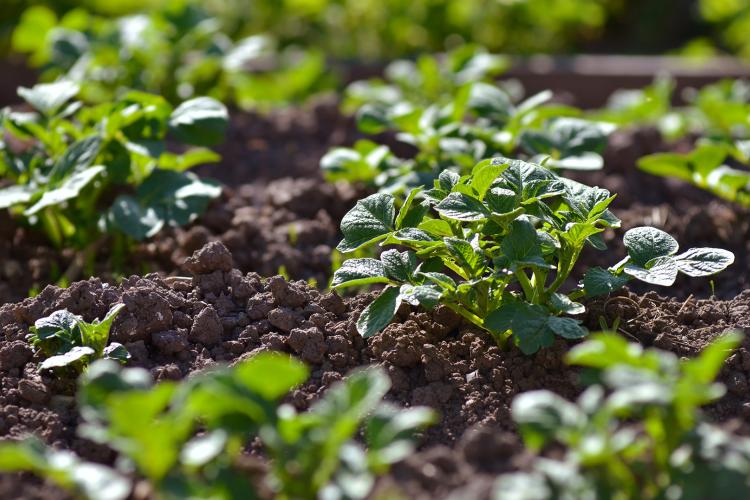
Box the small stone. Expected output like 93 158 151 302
18 379 49 404
0 341 33 371
189 305 223 345
151 330 189 355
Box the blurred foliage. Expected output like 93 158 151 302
11 1 333 108
5 0 626 59
494 331 750 500
699 0 750 58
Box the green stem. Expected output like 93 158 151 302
445 302 484 329
515 269 536 303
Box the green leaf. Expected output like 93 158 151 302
435 191 488 221
234 352 309 400
417 218 454 237
48 136 103 185
12 6 57 54
40 346 95 371
332 259 388 289
470 160 507 198
623 226 679 267
444 237 485 276
356 287 402 338
682 331 743 385
356 103 390 134
180 430 228 467
395 188 427 229
547 316 587 340
26 166 104 215
637 153 694 183
107 195 163 240
550 293 586 315
18 81 80 116
624 256 679 286
582 267 631 297
0 185 35 209
398 284 442 308
381 250 417 282
103 343 130 364
512 390 585 450
673 248 735 277
78 303 125 356
168 97 228 147
486 187 517 214
501 218 551 269
486 302 553 354
135 170 221 229
468 82 512 121
337 193 395 253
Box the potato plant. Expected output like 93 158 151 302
13 3 332 109
27 304 128 374
638 140 750 207
0 353 435 500
323 76 613 193
333 157 734 353
0 81 227 254
494 331 750 499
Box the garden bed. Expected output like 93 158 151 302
1 49 750 498
1 240 749 498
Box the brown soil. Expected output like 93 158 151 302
1 242 749 498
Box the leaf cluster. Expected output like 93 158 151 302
638 139 750 207
324 69 613 192
12 3 333 109
493 331 750 500
0 81 227 248
0 353 435 500
333 157 734 353
27 304 128 374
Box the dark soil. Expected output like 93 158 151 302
1 242 749 498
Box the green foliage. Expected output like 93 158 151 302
493 331 750 500
0 353 435 500
0 81 226 249
27 304 128 374
12 2 333 109
638 140 750 207
333 157 734 353
324 64 613 192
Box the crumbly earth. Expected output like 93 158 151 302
1 242 749 498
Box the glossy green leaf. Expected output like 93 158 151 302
623 226 679 267
168 97 228 147
356 286 402 338
337 193 395 252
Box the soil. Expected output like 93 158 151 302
1 242 749 498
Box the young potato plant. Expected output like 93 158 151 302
0 353 435 500
0 81 227 254
13 3 332 109
493 331 750 499
638 139 750 207
323 77 613 193
342 45 510 112
27 304 128 374
333 157 734 354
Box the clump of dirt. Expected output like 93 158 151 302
0 242 577 460
1 242 749 498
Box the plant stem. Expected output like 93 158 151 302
515 269 536 303
445 302 484 329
